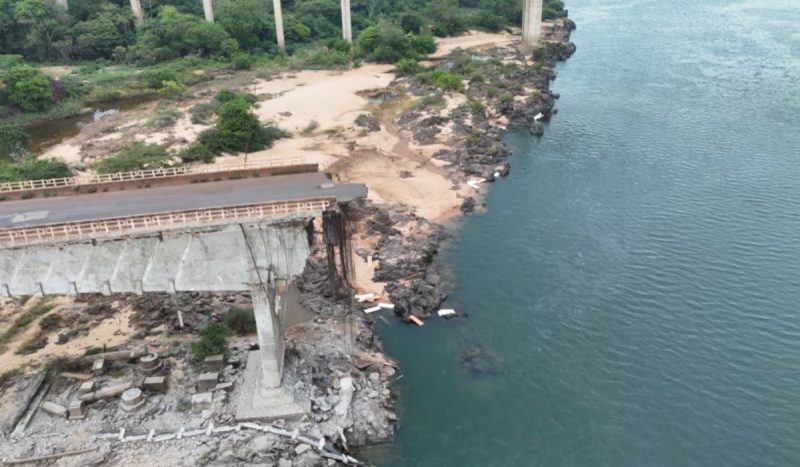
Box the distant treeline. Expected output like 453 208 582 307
0 0 566 63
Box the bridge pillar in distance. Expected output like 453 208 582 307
522 0 543 47
340 0 352 43
56 0 68 11
130 0 144 27
202 0 214 22
251 286 284 388
272 0 286 52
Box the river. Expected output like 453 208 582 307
365 0 800 465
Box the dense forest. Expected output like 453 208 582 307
0 0 565 63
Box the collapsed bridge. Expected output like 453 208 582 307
0 168 367 420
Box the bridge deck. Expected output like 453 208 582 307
0 173 366 230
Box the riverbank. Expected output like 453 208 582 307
0 20 575 465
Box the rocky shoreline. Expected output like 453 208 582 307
360 18 577 322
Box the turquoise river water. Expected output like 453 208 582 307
364 0 800 465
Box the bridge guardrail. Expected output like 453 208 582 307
0 197 334 248
0 157 309 194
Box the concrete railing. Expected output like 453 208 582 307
0 157 308 194
0 197 334 248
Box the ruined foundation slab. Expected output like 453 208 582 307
234 351 309 422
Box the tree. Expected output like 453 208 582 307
130 5 236 63
71 3 135 59
0 125 30 160
4 64 52 111
215 97 265 152
13 0 70 60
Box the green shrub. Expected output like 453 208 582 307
0 55 23 70
416 70 464 92
0 125 30 160
178 143 216 163
39 314 62 331
327 38 352 53
148 109 182 129
395 58 422 76
139 68 178 89
191 322 233 361
196 128 226 154
215 98 287 153
415 94 447 110
225 308 256 336
499 92 513 104
468 101 485 115
356 22 434 64
130 6 236 63
301 120 319 135
291 46 351 70
409 35 436 56
157 80 187 97
0 157 72 182
189 101 221 124
215 89 257 105
4 65 52 111
231 52 254 70
93 143 172 173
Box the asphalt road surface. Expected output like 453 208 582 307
0 173 367 229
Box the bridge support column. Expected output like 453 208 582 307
340 0 352 43
202 0 214 22
522 0 543 48
272 0 286 52
251 286 284 388
130 0 144 27
56 0 68 11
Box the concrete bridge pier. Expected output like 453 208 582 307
56 0 68 11
202 0 214 23
340 0 352 43
272 0 286 52
130 0 144 27
522 0 543 47
251 286 284 388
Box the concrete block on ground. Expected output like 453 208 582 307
78 381 96 395
68 399 87 420
120 388 146 412
139 353 164 375
41 401 68 418
143 376 167 393
197 371 219 391
204 354 224 372
91 359 105 374
215 381 235 392
192 392 213 411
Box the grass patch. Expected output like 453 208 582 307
188 101 221 125
0 157 72 182
93 143 173 173
225 308 257 336
148 108 183 129
39 314 62 331
416 70 464 93
415 94 447 110
15 334 47 355
0 368 21 387
301 120 319 135
0 299 57 346
191 322 233 361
